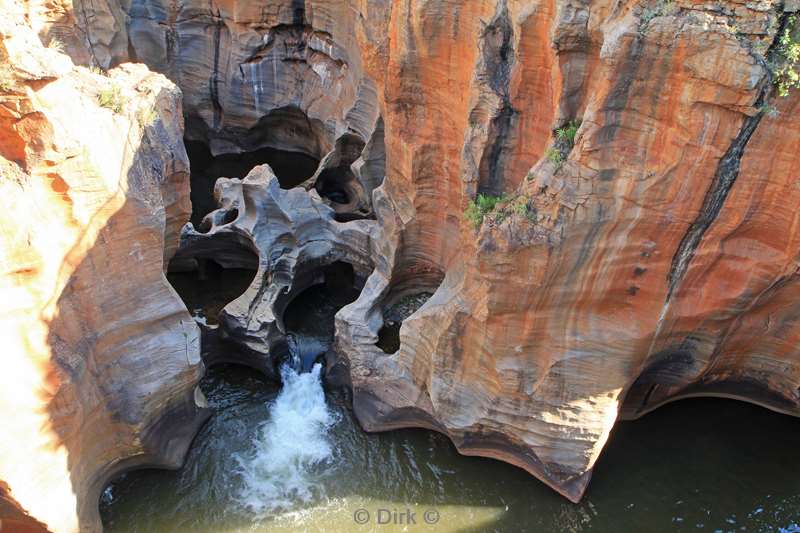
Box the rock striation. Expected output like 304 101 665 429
4 0 800 528
0 7 207 531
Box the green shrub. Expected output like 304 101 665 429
773 15 800 97
137 107 158 128
546 148 564 167
555 120 581 146
465 193 505 229
466 193 541 229
98 85 124 113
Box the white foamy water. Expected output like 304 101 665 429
236 363 337 517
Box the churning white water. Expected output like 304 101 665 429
235 363 337 517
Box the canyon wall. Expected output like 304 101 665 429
3 0 800 529
77 0 800 505
0 4 207 530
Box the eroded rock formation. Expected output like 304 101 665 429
3 0 800 529
0 7 206 531
173 164 376 379
108 0 799 505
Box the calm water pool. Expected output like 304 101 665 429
100 362 800 533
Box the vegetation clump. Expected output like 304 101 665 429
545 147 565 168
137 106 158 128
466 193 537 229
544 119 581 171
466 193 505 228
97 84 124 113
0 67 15 92
772 15 800 97
47 38 65 52
555 120 581 146
639 0 676 32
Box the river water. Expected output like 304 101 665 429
100 360 800 532
115 267 800 533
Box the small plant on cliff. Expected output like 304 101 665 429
555 120 581 146
47 38 65 52
512 196 537 223
545 148 564 169
465 193 505 229
137 106 158 128
98 84 124 113
772 15 800 97
0 69 14 92
758 103 780 118
639 0 676 32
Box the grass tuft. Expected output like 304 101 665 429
47 38 65 52
772 15 800 97
98 85 124 114
465 193 506 229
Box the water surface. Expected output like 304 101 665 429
100 363 800 532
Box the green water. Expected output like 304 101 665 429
100 363 800 533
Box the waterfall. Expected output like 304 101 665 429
235 362 337 517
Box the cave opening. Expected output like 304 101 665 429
375 270 444 355
185 141 320 226
311 132 375 222
167 243 259 326
376 292 433 354
316 166 353 205
276 261 365 372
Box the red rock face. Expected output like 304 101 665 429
340 0 800 503
1 11 207 531
5 0 800 529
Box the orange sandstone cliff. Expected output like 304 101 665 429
0 3 207 530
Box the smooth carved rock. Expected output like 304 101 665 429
0 10 206 531
174 164 377 378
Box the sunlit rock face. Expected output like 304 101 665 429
16 0 800 524
0 8 206 531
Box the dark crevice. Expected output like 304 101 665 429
478 104 518 196
476 1 517 196
665 111 762 299
316 167 352 204
167 256 257 326
665 11 790 301
291 0 306 26
376 288 440 355
279 262 365 372
210 11 224 129
313 133 372 219
185 140 320 226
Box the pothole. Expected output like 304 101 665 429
167 246 258 326
376 292 435 354
277 261 367 371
